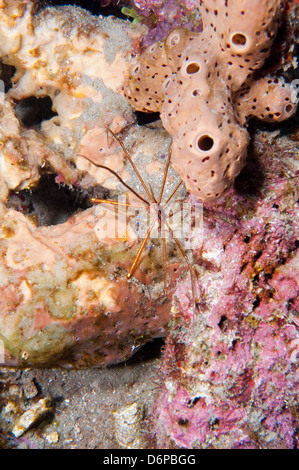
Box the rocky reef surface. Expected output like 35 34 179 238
152 125 299 448
0 0 298 449
0 0 186 367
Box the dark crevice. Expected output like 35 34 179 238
209 417 220 429
234 128 265 198
6 174 109 226
187 396 200 408
118 338 165 366
37 0 127 19
218 315 228 330
135 110 161 126
178 418 189 427
252 296 261 310
14 96 58 127
0 62 16 92
253 249 263 262
240 261 248 273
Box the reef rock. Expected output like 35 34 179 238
152 127 299 448
0 0 147 196
0 202 178 367
0 1 187 367
0 0 298 389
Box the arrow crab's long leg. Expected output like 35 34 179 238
163 179 183 206
91 198 144 209
162 236 167 296
86 127 197 309
161 214 197 310
158 148 172 205
106 128 154 203
127 217 157 279
79 156 150 206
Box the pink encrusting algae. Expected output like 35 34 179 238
152 128 299 448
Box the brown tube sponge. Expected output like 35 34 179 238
236 77 298 123
124 0 298 202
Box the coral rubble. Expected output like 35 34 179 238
125 0 298 201
123 0 202 47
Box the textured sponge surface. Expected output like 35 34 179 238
124 0 297 201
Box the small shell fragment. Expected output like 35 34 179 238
113 402 145 449
12 397 53 438
44 431 59 444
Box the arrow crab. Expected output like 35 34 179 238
80 126 202 313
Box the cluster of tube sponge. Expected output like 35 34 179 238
124 0 298 201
